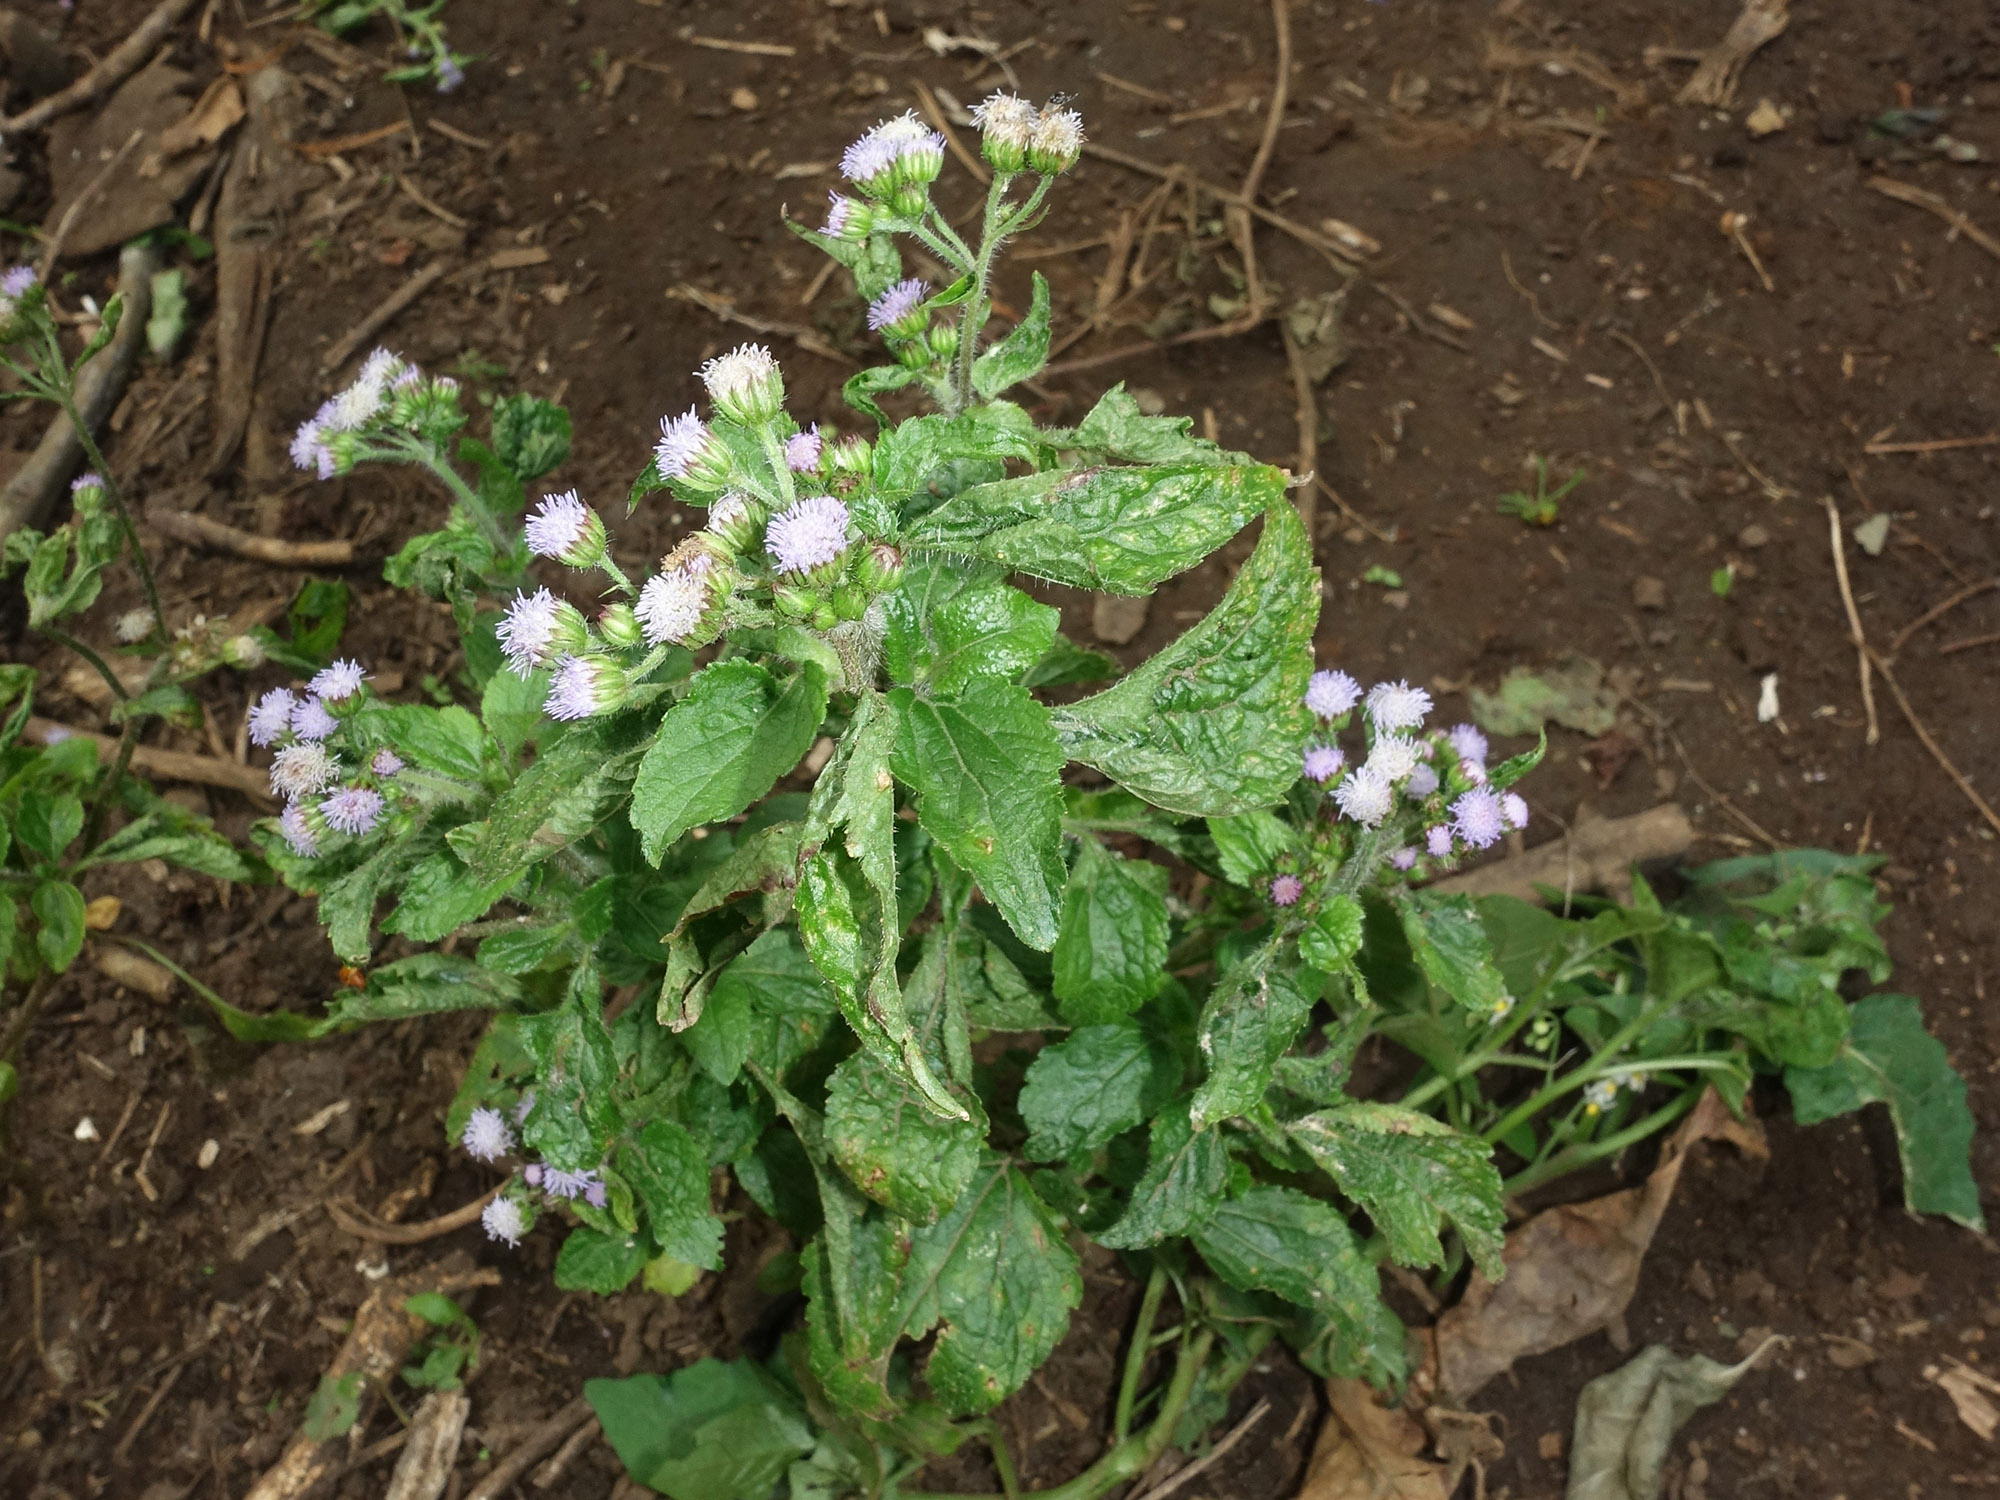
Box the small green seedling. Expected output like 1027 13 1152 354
1497 455 1585 526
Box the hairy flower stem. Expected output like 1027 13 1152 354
1503 1086 1703 1198
1477 991 1680 1148
949 171 1017 412
61 398 166 645
404 440 514 558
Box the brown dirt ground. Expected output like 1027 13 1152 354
5 0 2000 1497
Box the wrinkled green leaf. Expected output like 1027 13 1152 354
622 1120 725 1269
1051 840 1169 1025
825 1049 983 1221
972 271 1051 398
1400 891 1510 1014
881 558 1059 696
1018 1021 1180 1162
1189 943 1314 1130
555 1225 651 1294
491 393 572 482
1053 502 1318 816
1096 1099 1233 1248
587 1361 815 1500
325 953 523 1026
31 880 85 971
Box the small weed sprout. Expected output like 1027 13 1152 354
310 0 469 92
1497 453 1586 526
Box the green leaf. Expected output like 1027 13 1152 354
889 679 1065 950
704 927 840 1085
1018 1021 1181 1162
972 271 1052 397
872 402 1041 502
632 660 827 865
518 992 622 1172
1055 384 1248 465
1300 895 1365 974
361 704 488 781
824 1049 983 1221
325 953 523 1026
1051 840 1169 1024
1205 810 1296 887
1095 1099 1232 1249
906 462 1278 596
446 716 646 888
17 791 83 862
1399 891 1510 1013
1052 502 1319 816
622 1120 725 1269
1289 1104 1506 1278
555 1225 651 1294
31 880 85 971
1022 633 1119 691
381 852 520 944
588 1362 815 1500
481 661 548 761
301 1371 365 1442
881 558 1059 696
1191 1184 1403 1384
491 393 572 481
1189 943 1314 1130
1785 995 1985 1231
841 363 921 426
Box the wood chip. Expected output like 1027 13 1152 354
488 245 551 270
688 35 795 57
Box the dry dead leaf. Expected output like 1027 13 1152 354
147 75 244 168
1420 1405 1504 1496
1434 1090 1762 1401
1297 1379 1449 1500
1931 1358 2000 1441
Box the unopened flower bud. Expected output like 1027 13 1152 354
831 583 870 621
772 584 817 620
598 602 644 651
545 655 628 722
703 491 764 554
221 633 265 669
828 435 873 479
821 193 873 242
811 601 838 631
868 278 931 342
698 342 785 427
926 322 960 362
1027 106 1086 174
857 542 903 593
971 92 1038 173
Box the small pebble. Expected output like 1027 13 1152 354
74 1117 99 1142
1632 576 1668 611
1738 523 1770 549
729 87 759 112
197 1139 220 1170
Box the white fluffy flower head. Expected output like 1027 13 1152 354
636 567 708 646
698 342 784 424
247 688 297 748
309 658 367 702
1365 679 1433 733
765 495 851 574
497 587 564 676
1332 767 1395 827
270 742 338 800
461 1106 513 1162
481 1195 528 1246
1366 735 1423 783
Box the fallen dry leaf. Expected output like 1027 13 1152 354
148 75 244 167
1931 1358 2000 1442
1434 1090 1763 1401
1569 1338 1783 1500
1297 1379 1449 1500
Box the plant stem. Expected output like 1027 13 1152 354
79 718 139 851
1114 1265 1168 1442
43 628 128 703
903 1329 1216 1500
950 171 1016 412
1478 994 1678 1148
1501 1086 1702 1197
62 396 166 641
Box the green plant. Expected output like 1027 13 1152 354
0 271 293 1112
246 96 1978 1500
310 0 468 93
1497 454 1585 526
403 1292 481 1391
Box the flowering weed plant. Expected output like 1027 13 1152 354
253 97 1978 1498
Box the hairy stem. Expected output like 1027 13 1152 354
950 171 1016 411
62 395 165 642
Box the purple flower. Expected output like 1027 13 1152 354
1305 669 1361 719
545 655 625 721
1425 824 1454 859
785 425 824 472
320 785 384 836
636 566 710 646
461 1106 513 1162
543 1167 598 1201
481 1196 527 1246
278 801 319 857
1270 874 1304 907
840 128 900 186
71 472 104 496
289 417 335 479
524 490 598 562
1451 788 1507 849
1447 723 1488 763
270 742 338 800
655 408 724 484
513 1091 535 1125
498 587 564 675
583 1178 608 1209
842 112 943 187
1390 847 1419 871
523 1163 543 1186
290 697 338 741
765 494 851 573
867 277 929 333
1365 680 1433 733
1502 792 1530 831
822 193 866 238
371 748 405 776
1405 763 1439 798
1461 758 1489 785
1332 767 1395 827
309 658 367 702
247 688 297 748
436 54 465 93
1 265 38 299
1302 745 1344 783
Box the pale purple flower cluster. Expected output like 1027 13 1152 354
322 786 385 836
637 563 711 647
278 801 319 858
290 347 404 479
785 425 824 472
71 471 104 496
1269 874 1304 907
1447 723 1487 764
1405 763 1440 799
1390 848 1419 871
461 1106 514 1162
252 662 400 854
524 490 600 562
765 494 850 574
0 264 38 300
1302 745 1343 783
1332 767 1395 827
290 698 338 741
655 409 724 483
840 111 945 190
436 54 465 93
248 687 298 748
498 587 565 676
371 748 405 776
868 277 930 333
1365 680 1432 733
1426 825 1454 859
545 655 623 721
699 343 783 422
481 1196 527 1246
1452 788 1507 849
310 658 368 701
1305 669 1361 719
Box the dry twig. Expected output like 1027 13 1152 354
464 1398 596 1500
1889 579 1998 655
1939 632 2000 656
1863 432 1999 455
1866 176 2000 263
1823 499 1880 744
146 504 355 567
1280 325 1319 545
1130 1399 1272 1500
24 718 273 803
668 283 848 363
1866 646 2000 839
0 0 204 134
326 1186 502 1245
1434 805 1694 904
1677 0 1790 107
321 262 451 374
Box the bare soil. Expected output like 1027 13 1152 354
5 1 1999 1497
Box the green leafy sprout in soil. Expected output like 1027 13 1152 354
1497 453 1586 527
311 0 468 93
0 86 1982 1500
